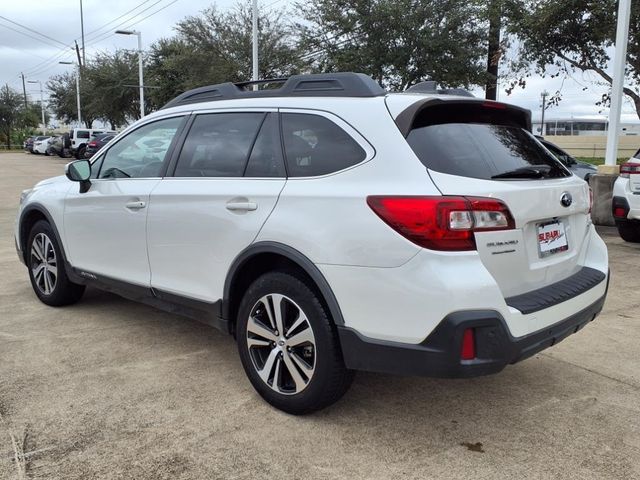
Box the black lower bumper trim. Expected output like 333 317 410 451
338 289 607 378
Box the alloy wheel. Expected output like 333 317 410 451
246 294 316 395
30 233 57 295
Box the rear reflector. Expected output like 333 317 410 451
367 196 515 251
461 328 476 360
613 207 627 218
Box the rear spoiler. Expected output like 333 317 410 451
394 98 532 137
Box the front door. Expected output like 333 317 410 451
64 115 186 286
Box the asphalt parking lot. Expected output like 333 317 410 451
1 151 639 480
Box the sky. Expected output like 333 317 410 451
1 0 638 124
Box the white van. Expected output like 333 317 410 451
69 128 116 159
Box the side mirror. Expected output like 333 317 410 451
65 160 92 193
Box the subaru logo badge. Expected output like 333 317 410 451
560 192 572 207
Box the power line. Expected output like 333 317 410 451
0 15 69 48
15 0 165 79
82 0 155 38
83 0 168 45
0 22 70 50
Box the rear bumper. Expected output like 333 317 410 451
338 279 608 378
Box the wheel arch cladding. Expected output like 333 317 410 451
19 206 56 264
223 242 345 334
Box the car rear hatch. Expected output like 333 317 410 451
391 97 592 299
625 150 640 192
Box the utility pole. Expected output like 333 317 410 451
80 0 86 67
540 91 549 136
60 61 82 126
252 0 258 88
20 73 28 108
485 0 501 101
604 0 632 168
27 80 46 135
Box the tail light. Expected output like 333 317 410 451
88 141 97 147
367 196 515 251
620 162 640 178
588 187 593 214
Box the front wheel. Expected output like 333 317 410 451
236 271 353 414
27 220 85 306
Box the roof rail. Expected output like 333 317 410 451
161 72 387 109
405 81 475 98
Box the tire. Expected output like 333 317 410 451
26 220 85 306
617 221 640 243
75 146 85 159
236 271 354 414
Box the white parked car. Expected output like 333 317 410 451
612 148 640 242
15 73 609 414
68 128 116 159
32 136 52 155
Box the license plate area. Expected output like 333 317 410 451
630 174 640 192
537 220 568 258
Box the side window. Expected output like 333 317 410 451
174 113 264 177
281 113 366 177
77 130 90 139
244 113 285 177
98 116 183 179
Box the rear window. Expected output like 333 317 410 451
406 112 570 180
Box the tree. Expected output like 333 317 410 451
47 71 97 128
147 1 307 107
0 84 38 148
296 0 487 90
84 50 141 128
507 0 640 118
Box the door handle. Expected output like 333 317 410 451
226 202 257 212
125 201 146 210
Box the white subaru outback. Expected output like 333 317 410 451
15 73 609 414
612 148 640 242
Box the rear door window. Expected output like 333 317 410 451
174 113 264 177
77 130 90 139
281 113 366 177
406 107 570 181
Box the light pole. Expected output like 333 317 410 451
540 91 549 136
604 0 632 168
252 0 258 84
27 80 46 135
116 29 145 118
59 61 82 126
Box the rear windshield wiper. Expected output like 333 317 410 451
491 166 551 179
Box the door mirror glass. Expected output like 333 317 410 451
66 160 91 182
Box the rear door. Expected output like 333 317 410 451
401 100 591 298
146 110 286 302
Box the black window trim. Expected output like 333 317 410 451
95 113 189 180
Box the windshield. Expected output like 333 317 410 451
406 123 570 180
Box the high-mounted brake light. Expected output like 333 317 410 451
620 162 640 178
366 196 515 251
482 101 507 110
